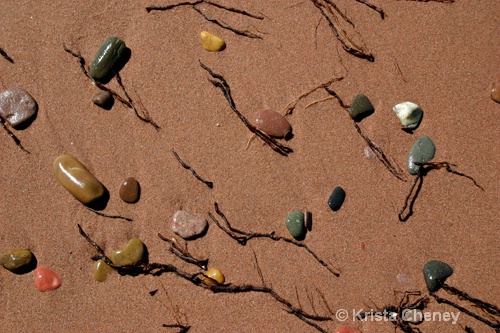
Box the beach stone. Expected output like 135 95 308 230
93 259 113 282
110 238 146 265
423 260 454 292
53 155 105 205
407 136 436 175
0 88 37 128
286 210 306 239
491 83 500 104
200 31 226 52
92 91 114 109
0 249 34 273
172 210 208 240
328 186 346 211
334 325 362 333
393 101 423 129
254 109 292 138
203 268 225 285
34 266 61 292
90 37 127 82
304 210 312 231
349 94 374 121
119 177 140 203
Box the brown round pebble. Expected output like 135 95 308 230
92 91 114 109
253 109 292 138
491 82 500 104
119 177 140 203
0 88 38 128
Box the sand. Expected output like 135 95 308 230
0 1 498 332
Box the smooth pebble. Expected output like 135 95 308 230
53 155 105 205
110 238 146 265
0 88 37 128
328 186 346 211
253 109 292 138
491 82 500 104
304 210 312 231
119 177 140 203
171 210 208 240
286 210 306 240
349 94 374 121
92 91 114 109
34 266 61 292
200 31 226 52
0 249 35 273
334 325 362 333
90 37 127 82
407 136 436 175
93 259 113 282
393 101 423 129
423 260 453 292
203 268 225 285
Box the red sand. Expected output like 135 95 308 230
1 1 498 332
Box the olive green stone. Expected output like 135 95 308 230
423 260 454 292
110 238 146 265
92 91 114 110
407 136 436 175
286 210 306 240
93 259 113 282
90 37 127 82
0 249 34 273
349 94 374 121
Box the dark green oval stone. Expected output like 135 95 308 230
328 186 346 211
90 37 127 82
423 260 453 292
407 136 436 175
349 94 374 121
286 210 306 240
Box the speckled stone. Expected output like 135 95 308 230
328 186 346 211
200 31 226 52
253 109 292 138
110 238 146 265
286 210 306 240
119 177 140 203
171 210 208 240
349 94 374 121
93 259 113 282
0 88 37 128
203 268 225 285
407 136 436 175
34 266 61 292
92 91 114 109
423 260 453 292
0 249 34 273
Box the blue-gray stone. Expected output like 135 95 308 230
407 136 436 175
423 260 453 292
328 186 346 211
286 210 306 240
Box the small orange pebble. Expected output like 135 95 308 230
34 266 61 292
203 268 225 285
360 242 365 250
334 325 361 333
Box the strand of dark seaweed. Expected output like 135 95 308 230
442 284 500 317
171 149 213 189
0 48 14 63
62 45 160 129
414 162 484 191
86 207 133 222
162 324 191 333
431 293 500 329
310 0 375 61
209 202 340 277
158 233 208 270
146 1 263 39
199 61 293 156
398 175 423 222
353 0 385 18
77 224 331 333
1 118 30 153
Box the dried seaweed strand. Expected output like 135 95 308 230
171 149 213 189
398 175 423 222
353 0 385 18
209 202 340 277
0 48 14 63
414 162 484 191
199 61 293 156
86 207 133 222
162 324 191 333
158 233 209 270
1 118 30 153
442 284 500 317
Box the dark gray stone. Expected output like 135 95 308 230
423 260 453 292
407 136 436 175
349 94 374 121
328 186 346 211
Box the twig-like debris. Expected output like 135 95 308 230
158 233 209 270
1 118 30 153
146 0 264 39
199 61 293 156
353 0 385 18
442 284 500 317
414 162 484 191
171 149 213 189
398 175 423 222
0 48 14 63
86 207 133 222
162 324 191 333
77 224 331 332
209 202 340 277
63 46 160 129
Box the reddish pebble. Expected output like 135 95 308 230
34 266 61 292
253 109 291 138
334 325 361 333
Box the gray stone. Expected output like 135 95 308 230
92 91 114 109
407 136 436 175
0 88 37 128
172 210 208 239
286 210 306 240
349 94 374 121
328 186 346 211
423 260 453 292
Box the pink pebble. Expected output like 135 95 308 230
34 266 61 292
253 109 291 138
334 325 361 333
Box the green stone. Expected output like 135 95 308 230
349 94 374 121
89 37 127 82
423 260 454 292
93 259 113 282
286 210 306 240
0 249 35 273
110 238 146 265
407 136 436 175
